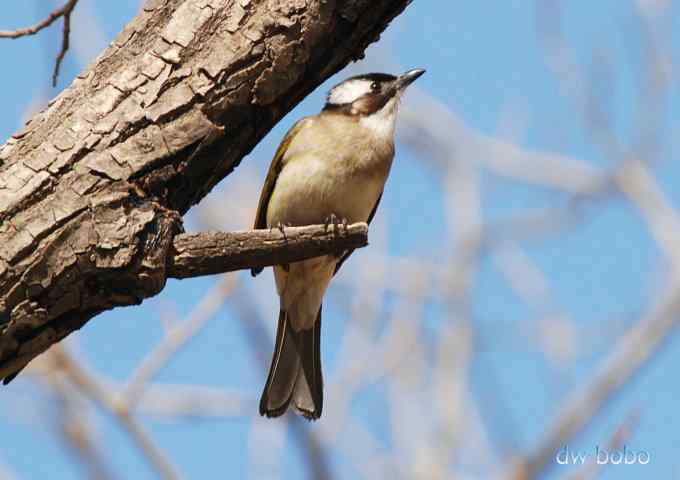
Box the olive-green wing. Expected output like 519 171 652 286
251 118 310 276
333 192 383 276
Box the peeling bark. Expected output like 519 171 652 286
0 0 412 382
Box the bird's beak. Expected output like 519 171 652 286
396 68 426 91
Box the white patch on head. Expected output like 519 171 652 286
327 79 373 105
359 96 400 140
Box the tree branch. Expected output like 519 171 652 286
123 275 239 407
505 279 680 479
0 0 80 86
49 346 183 480
0 1 77 38
52 0 79 86
168 222 369 279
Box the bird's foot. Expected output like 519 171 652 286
324 213 338 233
324 214 348 235
271 221 290 242
269 223 291 272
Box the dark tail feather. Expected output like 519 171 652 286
294 306 323 419
259 308 323 420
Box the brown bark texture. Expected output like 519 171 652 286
169 222 368 278
0 0 411 382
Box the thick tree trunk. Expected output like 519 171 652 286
0 0 411 382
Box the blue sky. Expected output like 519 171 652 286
1 1 679 479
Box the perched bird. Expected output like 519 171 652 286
252 68 425 419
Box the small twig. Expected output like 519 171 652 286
0 3 73 38
47 377 115 480
115 411 182 480
168 222 369 279
563 410 640 480
0 0 80 86
53 0 79 86
136 384 251 418
505 279 680 480
50 346 183 480
124 275 238 406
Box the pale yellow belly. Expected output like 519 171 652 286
266 154 386 228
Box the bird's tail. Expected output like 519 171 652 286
259 308 323 420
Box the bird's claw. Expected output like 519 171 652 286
324 214 348 235
269 222 290 271
324 214 337 233
271 222 290 242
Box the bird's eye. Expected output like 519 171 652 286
370 81 380 92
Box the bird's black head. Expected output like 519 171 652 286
324 69 425 116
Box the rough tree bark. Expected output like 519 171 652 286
169 222 368 278
0 0 412 382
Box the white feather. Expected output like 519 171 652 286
328 79 373 105
359 96 400 140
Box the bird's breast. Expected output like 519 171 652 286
266 144 392 228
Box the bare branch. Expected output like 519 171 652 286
168 223 369 279
136 384 251 418
52 0 79 86
50 347 183 480
0 1 76 38
124 275 238 406
562 411 639 480
115 411 181 480
47 376 115 480
506 280 680 479
0 0 80 86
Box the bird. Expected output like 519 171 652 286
252 68 425 419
